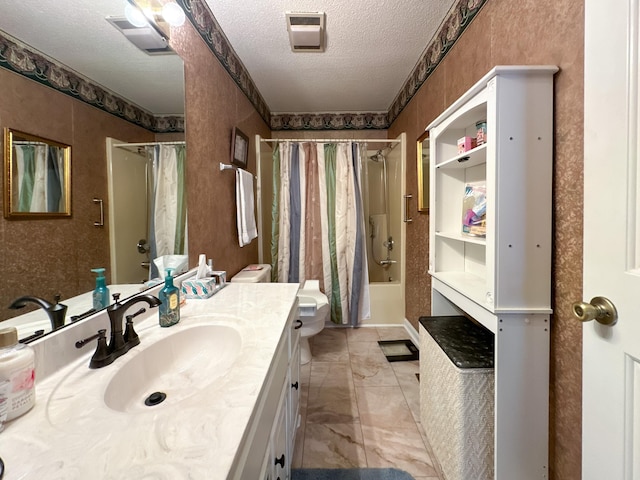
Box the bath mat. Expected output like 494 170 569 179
378 339 419 362
291 468 415 480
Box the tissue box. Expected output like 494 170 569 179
181 276 220 299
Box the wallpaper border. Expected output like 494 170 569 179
0 30 184 134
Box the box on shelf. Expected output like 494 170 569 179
462 182 486 237
457 136 477 154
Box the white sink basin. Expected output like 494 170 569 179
46 322 243 428
104 324 242 413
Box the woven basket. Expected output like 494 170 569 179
419 323 494 480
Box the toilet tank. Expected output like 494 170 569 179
230 264 272 283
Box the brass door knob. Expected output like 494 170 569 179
572 296 618 326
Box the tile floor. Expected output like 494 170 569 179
291 326 444 480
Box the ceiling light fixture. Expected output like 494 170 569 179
161 2 186 27
124 3 149 27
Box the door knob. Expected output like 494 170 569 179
572 296 618 326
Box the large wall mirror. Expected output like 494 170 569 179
4 128 71 219
417 131 430 213
0 0 185 341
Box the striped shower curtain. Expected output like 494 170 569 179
271 141 370 325
14 145 65 212
148 144 188 278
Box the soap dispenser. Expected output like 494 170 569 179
91 268 110 310
158 268 180 327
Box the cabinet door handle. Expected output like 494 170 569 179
291 381 299 390
274 454 285 468
403 194 413 223
294 319 303 329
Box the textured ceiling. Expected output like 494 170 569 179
0 0 185 115
206 0 456 113
1 0 456 117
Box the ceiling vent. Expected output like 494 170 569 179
286 12 325 53
106 16 174 56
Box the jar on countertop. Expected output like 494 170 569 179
0 327 35 424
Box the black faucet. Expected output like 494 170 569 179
9 294 68 330
76 293 161 369
106 293 161 358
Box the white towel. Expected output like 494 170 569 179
236 169 257 247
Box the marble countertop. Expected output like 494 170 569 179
0 282 300 479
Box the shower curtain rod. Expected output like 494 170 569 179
260 138 401 144
112 141 186 148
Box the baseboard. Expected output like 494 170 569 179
403 318 419 348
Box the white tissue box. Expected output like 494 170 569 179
181 276 220 299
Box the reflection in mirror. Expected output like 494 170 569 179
0 0 186 342
4 128 71 218
417 132 430 213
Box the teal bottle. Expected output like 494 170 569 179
158 269 180 327
91 268 110 310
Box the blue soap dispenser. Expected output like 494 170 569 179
158 268 180 327
91 268 110 310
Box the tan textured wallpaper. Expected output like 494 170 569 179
0 69 155 321
170 23 271 279
388 0 584 478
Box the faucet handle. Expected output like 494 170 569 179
112 293 121 304
75 329 113 369
124 308 146 348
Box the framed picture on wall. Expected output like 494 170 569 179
231 127 249 168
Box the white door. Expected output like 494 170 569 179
106 138 150 284
583 0 640 477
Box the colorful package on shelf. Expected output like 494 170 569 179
462 182 487 237
457 136 477 154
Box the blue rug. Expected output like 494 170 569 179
291 468 415 480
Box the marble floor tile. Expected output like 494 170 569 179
346 326 380 344
355 386 415 429
361 424 439 478
349 342 399 387
306 384 359 424
376 326 409 341
309 361 355 388
311 328 349 362
391 360 421 422
302 423 367 468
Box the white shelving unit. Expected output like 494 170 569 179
426 66 558 480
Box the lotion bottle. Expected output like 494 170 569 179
158 269 180 327
0 327 35 422
91 268 110 310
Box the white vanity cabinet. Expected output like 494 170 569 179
427 66 557 480
231 301 301 480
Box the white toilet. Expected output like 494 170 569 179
231 264 328 364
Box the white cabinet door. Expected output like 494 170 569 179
583 0 640 477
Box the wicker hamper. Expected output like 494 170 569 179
419 316 495 480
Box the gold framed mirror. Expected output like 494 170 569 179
417 131 429 212
4 127 71 219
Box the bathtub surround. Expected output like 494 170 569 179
270 141 370 326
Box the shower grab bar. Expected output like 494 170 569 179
403 194 413 223
93 198 104 227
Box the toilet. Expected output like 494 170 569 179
231 264 328 364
